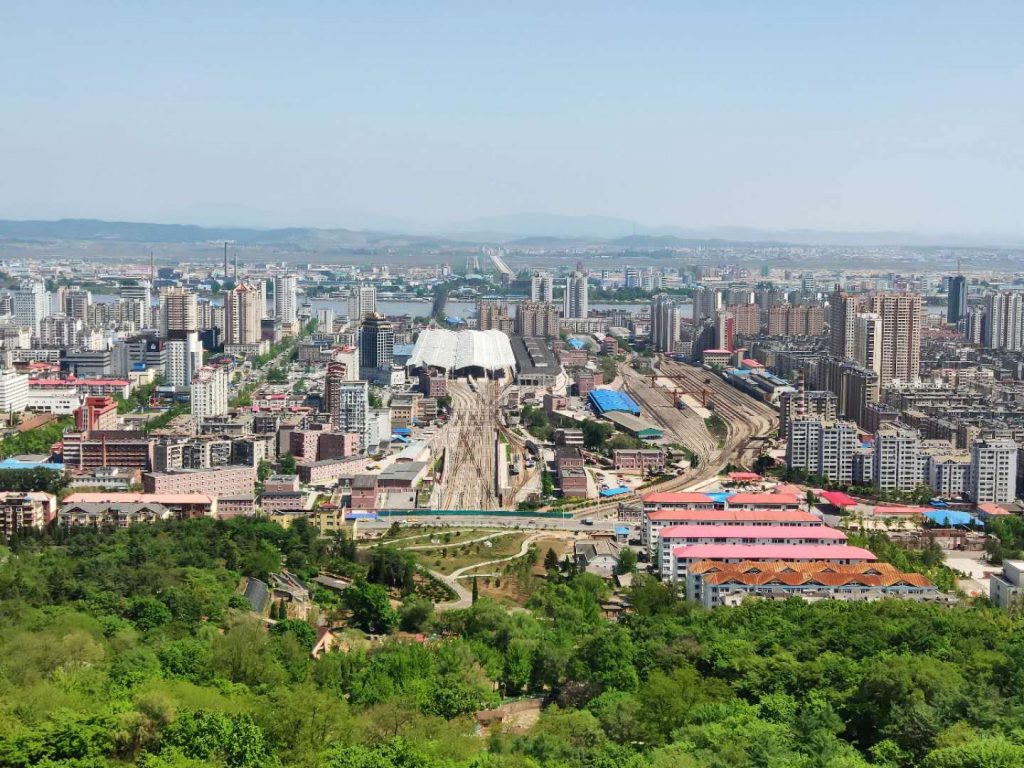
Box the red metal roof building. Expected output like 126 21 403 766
671 543 876 591
817 490 857 508
689 560 938 607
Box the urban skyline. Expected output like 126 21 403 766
4 5 1024 766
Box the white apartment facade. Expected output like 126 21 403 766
274 275 297 323
968 438 1017 503
347 285 377 321
0 369 30 415
872 424 922 492
190 366 229 419
786 417 859 484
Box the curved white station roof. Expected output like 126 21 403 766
409 329 517 373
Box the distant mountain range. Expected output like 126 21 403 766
443 213 1024 248
0 215 1021 249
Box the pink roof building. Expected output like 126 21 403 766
727 492 801 509
656 526 847 579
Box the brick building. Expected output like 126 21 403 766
143 465 256 498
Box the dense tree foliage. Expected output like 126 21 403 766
846 532 956 592
0 417 72 459
0 467 68 496
986 516 1024 563
2 520 1024 767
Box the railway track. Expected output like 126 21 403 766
440 377 530 510
578 357 777 518
442 380 500 510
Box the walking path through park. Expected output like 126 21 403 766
433 533 549 610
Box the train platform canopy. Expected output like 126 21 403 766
407 328 516 374
818 490 857 508
589 389 641 415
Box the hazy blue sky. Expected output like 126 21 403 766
1 2 1022 234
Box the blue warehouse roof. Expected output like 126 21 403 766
589 389 641 416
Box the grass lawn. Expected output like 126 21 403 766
411 532 529 575
362 526 498 547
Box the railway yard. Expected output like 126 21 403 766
439 378 537 511
431 353 779 519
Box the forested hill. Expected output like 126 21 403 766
1 518 1024 768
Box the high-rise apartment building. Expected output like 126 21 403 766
725 288 755 306
778 390 837 439
853 313 882 375
767 304 825 336
159 287 199 338
347 284 377 321
190 366 229 419
563 272 589 319
13 281 50 335
786 417 858 484
476 300 513 333
197 298 217 331
516 301 560 338
692 286 722 322
869 292 922 385
965 307 985 345
725 303 761 336
323 361 348 430
359 313 394 371
811 357 880 430
968 438 1017 503
872 424 922 492
828 287 857 359
165 332 204 388
982 291 1024 352
324 374 370 450
316 307 335 331
38 315 82 348
800 272 816 296
119 280 151 305
947 275 967 324
331 346 359 382
714 310 735 351
274 275 297 323
650 295 683 353
63 287 92 320
223 283 264 345
529 272 554 303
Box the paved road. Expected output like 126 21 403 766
357 516 625 534
432 569 473 610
